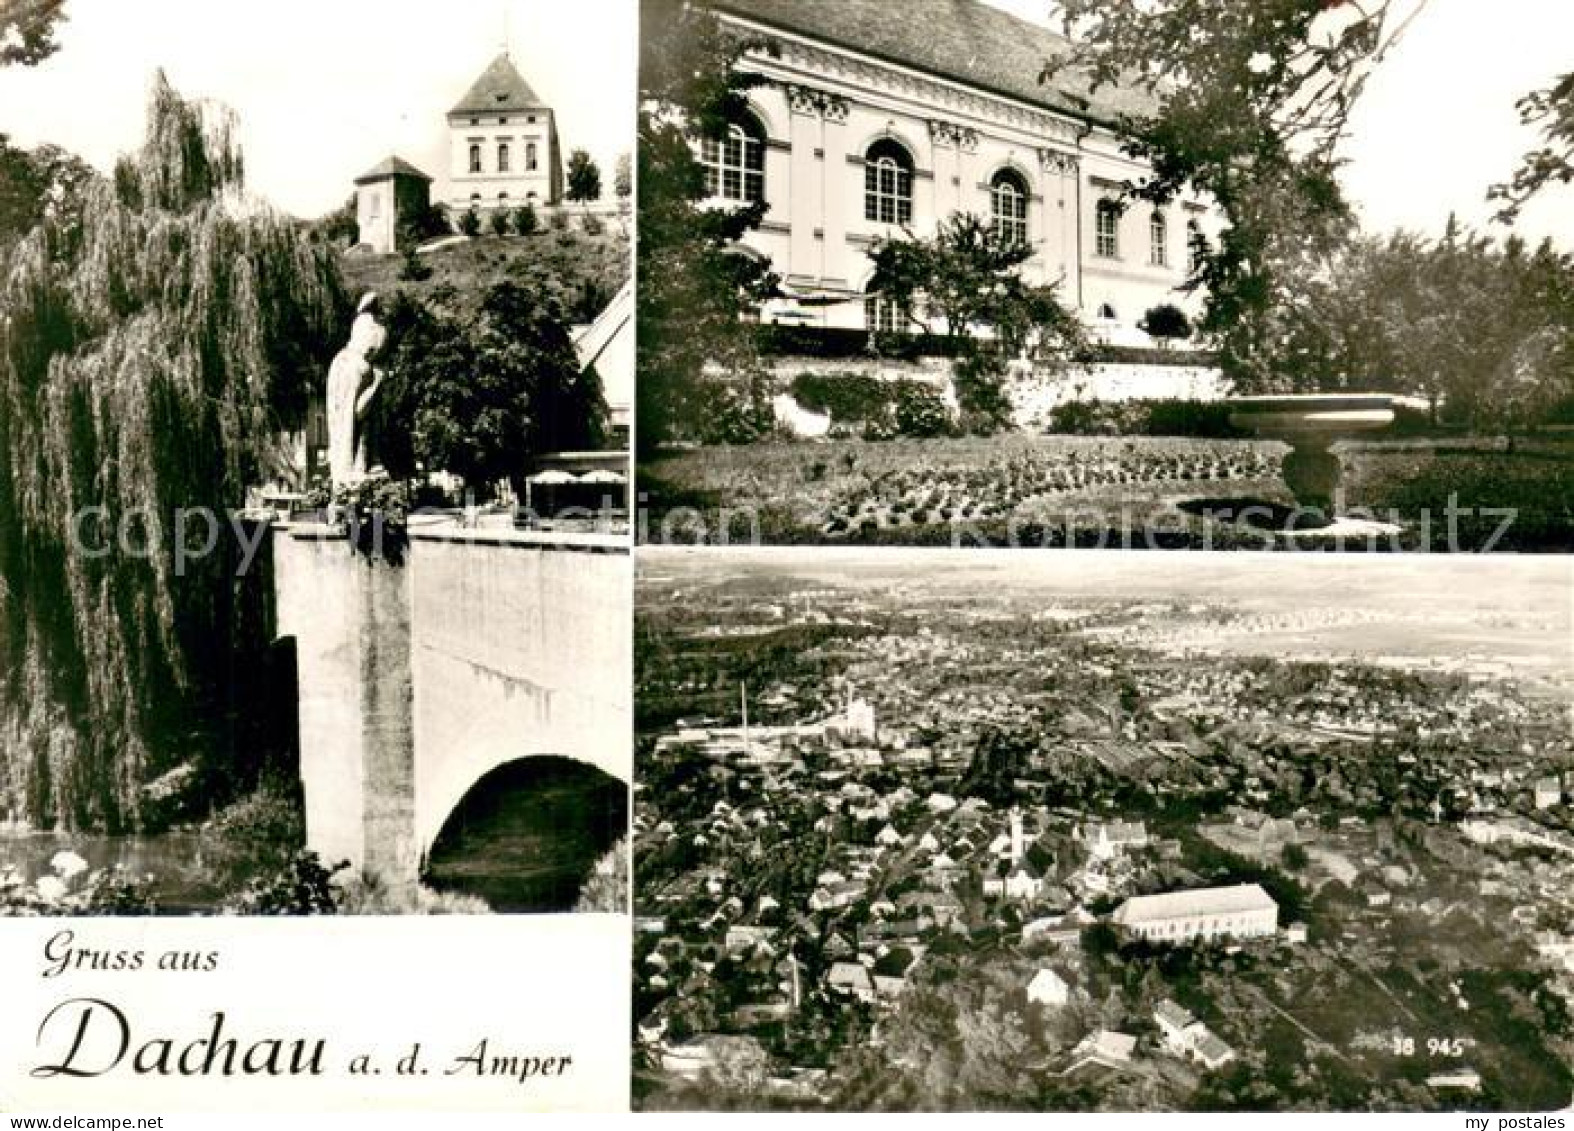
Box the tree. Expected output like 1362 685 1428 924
488 206 510 236
513 202 538 235
1 0 68 67
1271 221 1574 431
1050 0 1423 391
614 152 633 203
1139 302 1193 345
566 148 603 206
0 71 344 829
374 279 606 496
0 133 94 250
636 0 776 456
869 211 1084 433
1492 72 1574 224
458 206 481 237
396 199 450 248
312 192 358 247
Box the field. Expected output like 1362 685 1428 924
639 434 1574 550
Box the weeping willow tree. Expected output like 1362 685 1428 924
0 71 347 831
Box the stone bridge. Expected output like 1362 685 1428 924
270 522 630 890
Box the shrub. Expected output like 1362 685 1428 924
697 381 775 445
1045 398 1245 438
582 212 605 237
458 207 481 237
573 839 629 913
550 208 571 232
789 372 892 423
513 203 539 235
398 244 432 282
396 201 450 248
952 353 1013 435
893 380 954 438
488 207 510 236
224 851 345 915
1139 302 1193 342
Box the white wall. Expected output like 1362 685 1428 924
447 109 557 210
716 20 1220 343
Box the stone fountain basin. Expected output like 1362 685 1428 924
1228 392 1396 437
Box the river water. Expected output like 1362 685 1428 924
3 759 627 913
0 829 251 913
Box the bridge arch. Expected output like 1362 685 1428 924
272 522 630 896
423 754 627 913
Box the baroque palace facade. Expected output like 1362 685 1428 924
703 0 1217 346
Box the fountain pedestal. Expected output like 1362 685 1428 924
1229 393 1396 518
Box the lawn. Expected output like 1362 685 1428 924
639 434 1574 551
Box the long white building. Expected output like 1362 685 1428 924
1112 883 1279 943
700 0 1217 346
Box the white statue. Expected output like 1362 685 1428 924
326 291 388 490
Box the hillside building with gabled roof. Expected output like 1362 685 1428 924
446 52 562 211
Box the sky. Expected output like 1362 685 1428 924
0 0 1567 244
0 0 637 219
984 0 1574 247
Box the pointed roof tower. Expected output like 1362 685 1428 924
448 53 546 119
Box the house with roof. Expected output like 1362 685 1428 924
1535 775 1563 810
353 155 433 255
1083 819 1150 860
1111 883 1278 944
446 52 562 213
1026 967 1072 1006
1063 1029 1137 1074
827 961 876 1003
1153 999 1235 1070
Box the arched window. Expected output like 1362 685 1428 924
527 142 538 172
1095 199 1120 258
468 144 482 174
1097 302 1117 320
1149 210 1168 266
991 168 1029 247
1186 218 1202 274
498 191 509 204
699 115 765 203
864 139 913 225
864 282 910 335
498 142 511 173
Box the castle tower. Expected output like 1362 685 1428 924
446 52 561 214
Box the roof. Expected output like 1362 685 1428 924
1192 1029 1235 1064
353 155 432 185
1113 883 1278 925
1154 1000 1195 1030
449 53 547 117
706 0 1159 128
1028 968 1069 992
1089 1030 1137 1062
828 962 874 988
1090 820 1148 842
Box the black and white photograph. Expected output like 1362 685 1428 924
634 548 1574 1111
0 0 634 919
636 0 1574 550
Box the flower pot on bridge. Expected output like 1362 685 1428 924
1228 393 1396 515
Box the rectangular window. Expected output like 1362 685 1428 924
1096 203 1119 258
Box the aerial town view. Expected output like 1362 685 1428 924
634 550 1574 1111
